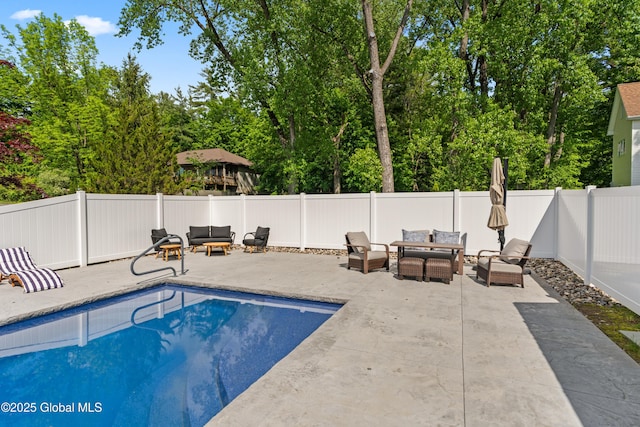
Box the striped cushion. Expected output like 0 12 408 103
10 268 64 293
0 247 37 274
0 247 64 293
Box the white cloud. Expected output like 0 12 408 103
10 9 42 20
73 15 116 36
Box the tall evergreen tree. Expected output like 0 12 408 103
87 54 179 194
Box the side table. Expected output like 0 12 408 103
160 243 182 261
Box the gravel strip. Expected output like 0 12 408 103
527 258 619 306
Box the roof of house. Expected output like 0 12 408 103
607 82 640 136
176 148 253 168
618 82 640 118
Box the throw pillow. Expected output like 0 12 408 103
433 229 460 244
402 229 429 243
402 229 429 251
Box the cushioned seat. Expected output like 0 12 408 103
243 226 270 253
425 257 453 284
345 231 389 274
476 238 532 287
0 247 64 293
186 226 235 252
151 228 181 257
398 257 424 281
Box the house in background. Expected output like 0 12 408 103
177 148 258 195
608 82 640 186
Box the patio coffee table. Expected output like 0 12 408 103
203 242 231 256
159 243 182 261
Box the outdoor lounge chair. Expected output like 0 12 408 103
345 231 390 274
151 228 181 257
242 226 270 253
0 247 64 293
476 238 532 287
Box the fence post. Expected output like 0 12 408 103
370 191 377 241
553 187 562 260
585 185 596 286
241 193 247 237
208 194 215 225
77 190 88 267
300 193 306 251
453 189 460 231
156 193 164 228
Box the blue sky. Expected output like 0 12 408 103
0 1 204 94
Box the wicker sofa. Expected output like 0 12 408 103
186 225 235 253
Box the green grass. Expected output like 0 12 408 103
575 303 640 364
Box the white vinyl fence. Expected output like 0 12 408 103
557 186 640 314
0 187 638 314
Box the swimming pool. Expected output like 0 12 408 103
0 284 341 426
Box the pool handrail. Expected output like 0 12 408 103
130 234 188 278
130 289 186 332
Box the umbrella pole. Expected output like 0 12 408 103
500 158 509 251
503 158 509 209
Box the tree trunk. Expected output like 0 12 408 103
288 114 297 194
369 71 394 192
332 118 349 194
544 77 563 168
361 0 413 193
459 0 475 91
479 0 489 97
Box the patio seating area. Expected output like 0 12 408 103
1 251 638 426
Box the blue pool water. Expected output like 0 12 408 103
0 285 341 426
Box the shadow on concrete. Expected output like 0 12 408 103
515 278 640 427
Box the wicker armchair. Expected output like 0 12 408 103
345 231 389 274
476 238 532 287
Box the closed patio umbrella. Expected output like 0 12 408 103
487 157 509 250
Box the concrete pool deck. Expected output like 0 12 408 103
1 250 639 426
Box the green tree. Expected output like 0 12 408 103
1 13 114 191
156 89 196 154
359 0 413 192
118 0 310 193
344 146 383 192
86 54 179 194
0 110 44 201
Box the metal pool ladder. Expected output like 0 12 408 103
130 234 188 278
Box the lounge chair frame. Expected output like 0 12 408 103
243 227 270 253
476 243 532 288
345 233 390 274
0 247 64 293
